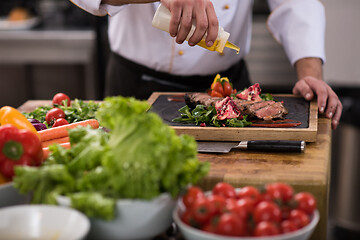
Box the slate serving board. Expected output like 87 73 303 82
148 92 318 142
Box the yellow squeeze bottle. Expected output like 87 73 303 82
152 4 240 54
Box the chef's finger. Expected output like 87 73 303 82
331 100 343 130
168 1 182 37
292 79 314 101
188 3 208 46
176 5 193 44
324 88 339 119
204 2 218 47
304 78 328 113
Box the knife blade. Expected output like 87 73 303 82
197 140 305 153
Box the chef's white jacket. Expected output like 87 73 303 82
70 0 325 76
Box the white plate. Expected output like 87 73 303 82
0 17 40 30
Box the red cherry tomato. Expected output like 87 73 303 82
181 210 199 228
294 192 317 215
265 182 294 203
212 81 225 96
52 118 69 128
289 209 310 228
223 81 233 96
182 186 204 209
52 93 71 107
202 222 217 234
215 212 246 237
254 221 280 236
253 201 282 224
210 90 224 98
236 197 256 216
190 197 216 224
207 195 227 214
237 186 261 202
45 108 66 125
226 199 248 221
212 182 237 199
280 220 298 233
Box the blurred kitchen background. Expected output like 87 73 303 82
0 0 359 239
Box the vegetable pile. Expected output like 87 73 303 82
23 93 99 129
14 96 209 220
180 182 317 237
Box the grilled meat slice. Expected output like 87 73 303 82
184 92 288 120
184 92 222 109
242 101 275 118
254 102 288 120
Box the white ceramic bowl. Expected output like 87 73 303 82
57 193 176 240
0 205 90 240
173 201 320 240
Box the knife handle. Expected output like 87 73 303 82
240 140 305 152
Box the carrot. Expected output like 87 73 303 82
42 142 71 160
42 137 70 148
38 119 99 142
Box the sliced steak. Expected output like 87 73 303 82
242 101 275 118
254 102 288 120
184 92 288 121
184 92 222 109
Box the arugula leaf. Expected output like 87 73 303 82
260 93 274 101
173 104 252 127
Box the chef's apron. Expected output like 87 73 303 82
105 52 251 100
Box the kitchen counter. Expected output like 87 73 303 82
16 100 331 240
196 116 331 240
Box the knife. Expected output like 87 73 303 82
197 140 305 153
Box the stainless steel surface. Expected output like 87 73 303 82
301 140 306 153
238 141 248 150
0 29 98 100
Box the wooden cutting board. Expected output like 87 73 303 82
148 92 318 142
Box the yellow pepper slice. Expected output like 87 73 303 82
0 106 39 137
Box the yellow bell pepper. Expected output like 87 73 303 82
0 106 39 136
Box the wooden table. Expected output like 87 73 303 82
18 100 331 240
195 116 331 240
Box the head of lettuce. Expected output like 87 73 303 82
13 96 209 220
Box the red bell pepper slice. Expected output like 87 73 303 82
0 124 43 179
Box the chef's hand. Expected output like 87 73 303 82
293 58 342 130
161 0 219 47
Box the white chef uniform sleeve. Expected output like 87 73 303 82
267 0 326 65
69 0 125 16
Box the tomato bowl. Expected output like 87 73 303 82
174 183 320 240
173 200 319 240
57 193 176 240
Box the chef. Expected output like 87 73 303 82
70 0 342 130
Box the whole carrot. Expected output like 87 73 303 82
42 137 70 148
39 119 99 142
42 142 71 160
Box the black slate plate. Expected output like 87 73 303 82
150 94 309 128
